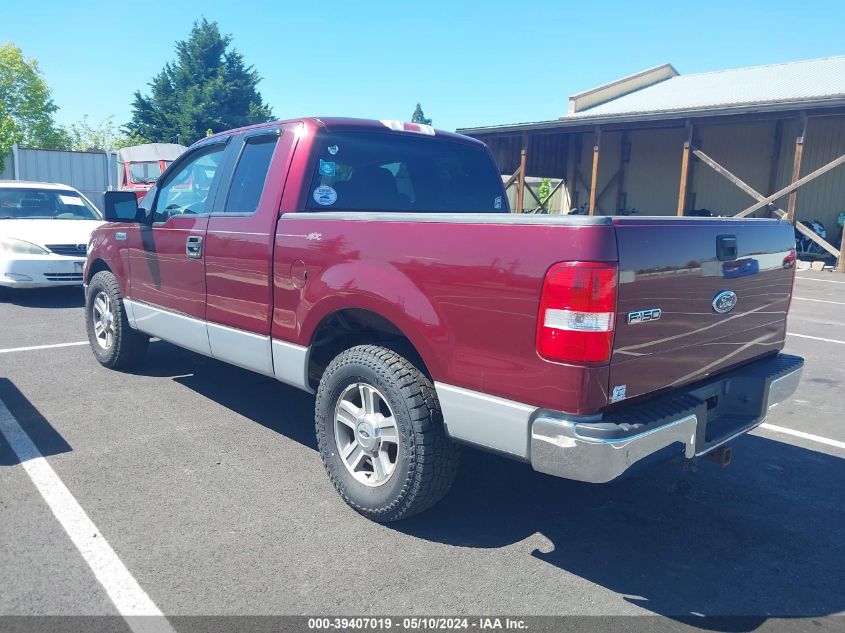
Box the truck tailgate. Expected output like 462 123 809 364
608 217 796 404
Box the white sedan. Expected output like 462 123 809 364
0 181 104 289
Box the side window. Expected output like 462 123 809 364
222 135 278 214
152 145 225 222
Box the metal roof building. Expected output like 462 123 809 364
459 56 845 269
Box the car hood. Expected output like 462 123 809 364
0 219 105 248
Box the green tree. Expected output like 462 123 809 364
0 43 69 169
125 19 273 145
411 103 432 125
66 115 143 151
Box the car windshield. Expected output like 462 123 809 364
0 188 102 220
306 131 507 213
128 161 162 184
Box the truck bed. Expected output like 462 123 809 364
274 212 795 418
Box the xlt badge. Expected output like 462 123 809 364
627 308 662 325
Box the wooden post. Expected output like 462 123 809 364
565 134 576 213
837 222 845 273
765 120 784 217
677 121 694 216
515 149 527 214
571 134 583 209
787 112 807 222
588 127 601 216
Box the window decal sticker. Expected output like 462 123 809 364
312 185 337 206
319 159 336 177
494 195 502 210
327 144 339 155
59 195 85 206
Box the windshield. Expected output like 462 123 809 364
0 188 102 220
306 132 507 213
128 161 163 184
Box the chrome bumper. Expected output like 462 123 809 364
530 354 804 484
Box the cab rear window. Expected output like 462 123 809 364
305 132 507 213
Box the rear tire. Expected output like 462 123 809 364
315 345 459 523
85 271 148 369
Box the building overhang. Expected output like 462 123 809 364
458 97 845 137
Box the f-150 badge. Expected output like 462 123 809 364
627 308 661 325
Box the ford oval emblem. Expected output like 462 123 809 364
712 290 738 314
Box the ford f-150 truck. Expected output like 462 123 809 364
85 117 804 523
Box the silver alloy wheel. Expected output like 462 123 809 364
91 290 115 350
334 382 400 487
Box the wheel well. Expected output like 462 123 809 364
307 309 430 389
86 258 111 283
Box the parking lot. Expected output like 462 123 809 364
1 271 843 625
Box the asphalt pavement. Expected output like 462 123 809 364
0 271 843 628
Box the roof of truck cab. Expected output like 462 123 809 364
200 117 482 146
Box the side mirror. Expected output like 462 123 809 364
103 191 145 223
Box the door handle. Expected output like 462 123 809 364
186 235 203 259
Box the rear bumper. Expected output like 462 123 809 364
530 353 804 483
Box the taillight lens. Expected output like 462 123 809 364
536 262 618 364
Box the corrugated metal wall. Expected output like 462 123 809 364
570 131 623 212
480 133 569 178
775 116 845 233
676 115 845 232
623 128 686 214
691 121 774 214
0 146 116 210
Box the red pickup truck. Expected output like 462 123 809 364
85 117 804 523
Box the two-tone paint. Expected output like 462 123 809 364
86 117 801 467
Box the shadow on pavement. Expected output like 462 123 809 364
395 437 845 626
0 378 73 465
0 286 85 308
127 341 845 627
129 341 317 450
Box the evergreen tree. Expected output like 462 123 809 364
411 103 432 125
125 19 273 145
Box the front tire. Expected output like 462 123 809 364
315 345 459 523
85 271 149 369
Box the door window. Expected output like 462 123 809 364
152 145 225 222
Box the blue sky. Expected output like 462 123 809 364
3 0 844 133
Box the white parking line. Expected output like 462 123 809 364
793 297 845 306
0 398 174 633
787 332 845 345
0 341 88 354
759 423 845 451
795 274 845 284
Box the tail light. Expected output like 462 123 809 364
536 262 618 364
